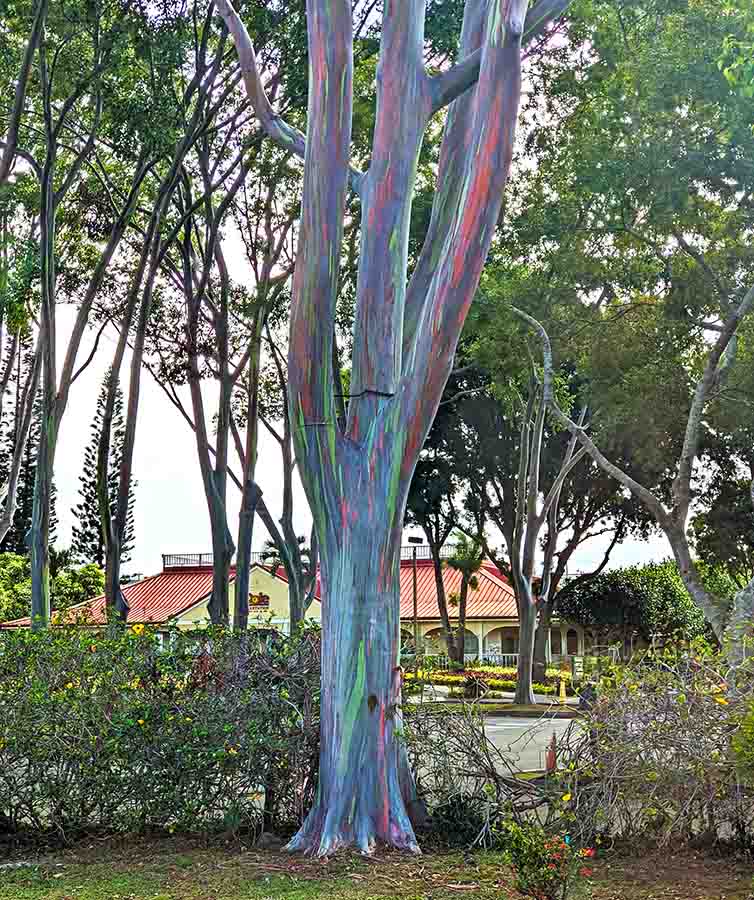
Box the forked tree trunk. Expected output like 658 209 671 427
218 0 562 857
287 512 419 855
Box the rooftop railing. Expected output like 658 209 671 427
163 551 270 569
162 545 462 570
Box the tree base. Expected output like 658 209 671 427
286 804 421 857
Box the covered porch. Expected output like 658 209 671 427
413 620 590 667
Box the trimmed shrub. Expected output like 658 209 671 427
0 625 320 843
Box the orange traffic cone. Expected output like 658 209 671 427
546 731 557 773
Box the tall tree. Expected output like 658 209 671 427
22 0 173 626
218 0 573 855
95 2 225 623
508 0 754 667
71 377 134 568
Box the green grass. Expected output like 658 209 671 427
0 840 751 900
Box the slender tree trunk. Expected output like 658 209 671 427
234 318 263 630
428 546 459 663
515 597 537 705
457 580 469 662
533 598 553 683
29 154 56 629
287 515 419 855
206 488 234 625
235 479 261 631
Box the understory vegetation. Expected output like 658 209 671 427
2 629 752 878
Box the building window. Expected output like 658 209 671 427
550 629 562 655
501 627 518 654
566 628 579 655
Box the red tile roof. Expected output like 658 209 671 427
1 557 516 628
0 569 219 628
398 558 516 620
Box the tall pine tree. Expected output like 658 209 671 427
71 377 135 567
0 345 57 555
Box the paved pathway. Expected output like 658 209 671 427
483 716 574 772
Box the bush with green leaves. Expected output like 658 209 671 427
556 561 709 648
0 625 320 843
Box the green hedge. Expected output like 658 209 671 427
0 626 320 842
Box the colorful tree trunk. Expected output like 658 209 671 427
218 0 571 855
287 481 416 853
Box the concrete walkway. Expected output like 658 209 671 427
483 715 575 772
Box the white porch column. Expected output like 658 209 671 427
470 621 484 659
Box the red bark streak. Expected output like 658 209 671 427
340 498 348 532
378 704 389 833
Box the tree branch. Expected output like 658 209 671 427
346 0 431 435
214 0 363 191
0 0 48 188
429 0 574 113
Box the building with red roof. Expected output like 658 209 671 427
0 547 586 662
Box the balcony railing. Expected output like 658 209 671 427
163 551 271 569
164 545 463 570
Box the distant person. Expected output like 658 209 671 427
579 681 597 711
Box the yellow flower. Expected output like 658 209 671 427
65 682 74 690
137 719 145 726
561 793 572 803
714 696 729 705
185 717 192 723
227 746 238 756
131 623 145 636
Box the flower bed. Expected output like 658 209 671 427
405 668 576 696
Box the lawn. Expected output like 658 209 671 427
0 838 751 900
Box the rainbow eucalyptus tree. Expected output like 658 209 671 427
217 0 572 855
